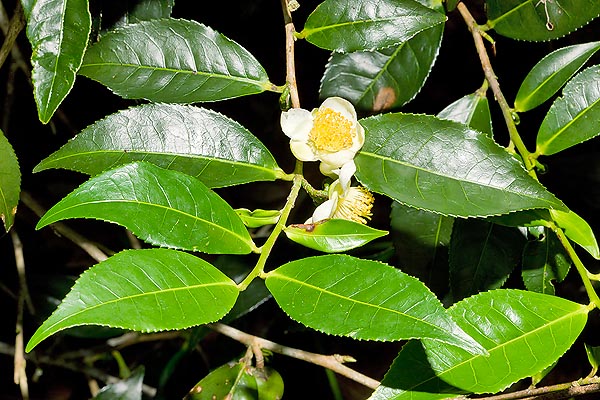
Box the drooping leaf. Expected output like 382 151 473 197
536 65 600 156
486 0 600 41
94 366 145 400
79 18 272 103
585 344 600 376
34 103 282 188
319 0 444 112
515 41 600 112
522 228 571 295
236 209 281 228
25 0 91 123
437 91 493 136
449 219 525 302
26 249 239 351
550 209 600 259
371 290 589 398
36 162 256 254
0 130 20 232
266 255 486 355
355 113 566 217
298 0 446 53
284 219 388 253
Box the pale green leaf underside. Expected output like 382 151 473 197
0 130 21 231
79 18 271 103
437 92 493 136
266 255 486 355
515 41 600 112
300 0 446 53
356 113 565 217
371 290 589 398
26 249 239 351
34 103 281 188
550 209 600 259
36 162 255 254
536 65 600 156
26 0 91 123
486 0 600 41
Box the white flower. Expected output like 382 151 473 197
280 97 365 174
307 179 374 225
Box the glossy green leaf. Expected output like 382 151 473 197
25 0 91 123
113 0 174 26
445 0 459 11
185 362 258 400
94 366 144 400
26 249 239 351
486 0 600 41
255 368 285 400
522 228 570 295
515 41 600 112
34 103 281 188
486 208 551 228
550 209 600 259
284 219 388 253
390 203 453 296
319 0 444 112
266 255 486 355
36 162 256 254
79 18 272 103
298 0 446 53
437 91 493 136
371 290 589 398
449 219 525 302
355 113 566 217
236 209 281 228
536 65 600 156
585 344 600 376
0 130 20 232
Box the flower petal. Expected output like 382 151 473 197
309 197 337 223
281 108 313 141
338 161 356 192
320 97 357 122
290 140 318 162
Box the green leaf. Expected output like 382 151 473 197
319 0 444 112
550 209 600 259
298 0 446 53
486 0 600 41
536 65 600 156
515 41 600 112
522 228 570 295
36 162 256 254
445 0 459 11
449 219 525 302
355 113 565 217
185 362 258 400
26 249 239 351
486 208 551 228
236 209 281 228
34 103 282 188
266 254 486 355
371 290 590 398
94 366 144 400
25 0 91 123
113 0 174 26
585 343 600 376
284 219 388 253
437 91 493 136
0 130 21 232
79 18 272 103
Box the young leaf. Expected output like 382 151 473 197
356 113 565 217
449 219 525 302
33 103 282 188
550 209 600 259
372 290 590 398
25 0 91 123
185 362 258 399
79 18 272 103
26 249 239 351
486 0 600 41
515 41 600 112
536 65 600 156
266 255 487 355
522 229 571 295
298 0 446 53
437 91 493 136
36 162 256 254
319 0 444 112
94 366 144 400
236 209 281 228
585 343 600 376
0 130 20 232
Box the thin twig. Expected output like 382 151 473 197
208 322 380 390
280 0 300 109
0 0 29 76
20 191 110 263
0 1 24 71
11 230 30 400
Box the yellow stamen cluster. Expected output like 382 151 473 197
309 108 353 152
334 186 374 224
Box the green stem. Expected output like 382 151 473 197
552 225 600 309
238 171 303 290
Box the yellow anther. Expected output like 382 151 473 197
309 108 354 152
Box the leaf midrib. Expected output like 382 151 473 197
487 0 536 27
